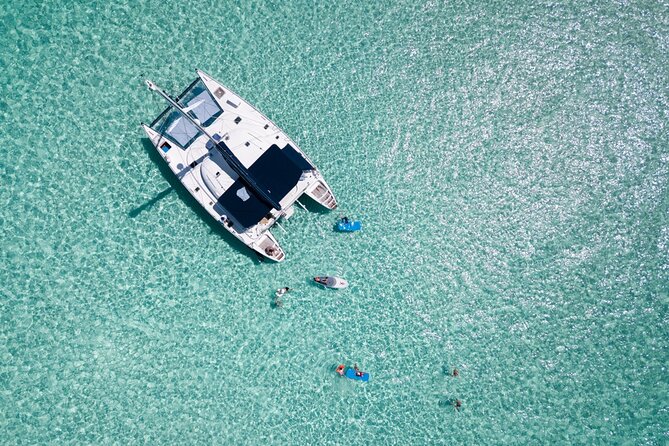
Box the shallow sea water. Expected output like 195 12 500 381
1 0 668 444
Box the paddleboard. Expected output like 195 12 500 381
345 368 370 382
314 276 348 289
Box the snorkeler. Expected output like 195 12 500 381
274 287 290 308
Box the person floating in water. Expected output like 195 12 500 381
452 368 459 378
454 399 462 411
274 287 289 308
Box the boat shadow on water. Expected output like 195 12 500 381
129 138 264 264
128 186 173 218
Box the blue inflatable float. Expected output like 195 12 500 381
336 364 370 382
345 368 370 382
335 219 362 232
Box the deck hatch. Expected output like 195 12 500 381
150 80 223 148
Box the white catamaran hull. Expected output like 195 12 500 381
141 70 337 262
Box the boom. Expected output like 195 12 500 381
145 80 282 211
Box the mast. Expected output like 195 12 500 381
145 80 282 212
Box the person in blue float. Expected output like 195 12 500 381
354 363 363 377
341 216 349 224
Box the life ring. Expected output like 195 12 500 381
335 364 345 376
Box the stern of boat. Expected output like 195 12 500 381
305 180 337 210
252 232 285 262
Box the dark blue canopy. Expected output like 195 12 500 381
216 144 314 230
249 144 313 204
217 180 272 229
215 141 283 211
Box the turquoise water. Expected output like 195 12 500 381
1 0 668 443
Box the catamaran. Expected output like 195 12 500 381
141 70 337 261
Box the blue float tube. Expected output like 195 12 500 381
345 368 370 382
335 220 362 232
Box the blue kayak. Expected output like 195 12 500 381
345 368 370 382
335 220 362 232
